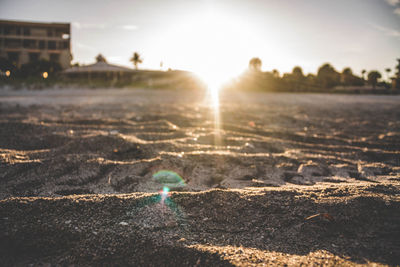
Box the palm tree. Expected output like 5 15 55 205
385 68 391 83
367 71 382 89
249 57 262 72
272 69 280 78
361 69 366 80
95 54 107 63
130 52 143 70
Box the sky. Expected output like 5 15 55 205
1 0 399 78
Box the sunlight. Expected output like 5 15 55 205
160 8 250 86
159 8 254 145
197 66 222 144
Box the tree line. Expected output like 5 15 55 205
243 57 400 92
1 50 399 92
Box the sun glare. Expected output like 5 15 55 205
160 8 251 90
164 8 253 144
155 6 268 145
169 9 248 109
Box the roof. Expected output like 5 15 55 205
64 62 134 73
333 85 387 91
0 19 70 28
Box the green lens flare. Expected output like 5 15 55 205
162 186 170 195
153 170 185 188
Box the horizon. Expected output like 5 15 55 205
1 0 399 78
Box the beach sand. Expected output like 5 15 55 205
0 88 399 265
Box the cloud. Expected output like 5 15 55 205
72 22 107 29
120 25 138 31
373 24 400 38
386 0 400 6
385 0 400 16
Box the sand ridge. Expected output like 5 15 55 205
0 89 399 265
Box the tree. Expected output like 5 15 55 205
361 69 366 81
292 66 304 78
394 59 400 89
130 52 143 70
385 68 391 82
340 67 363 87
317 63 340 88
96 54 107 63
289 66 305 91
249 57 262 72
367 71 382 89
272 69 280 78
396 59 400 78
341 67 353 86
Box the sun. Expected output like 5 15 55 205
160 8 252 93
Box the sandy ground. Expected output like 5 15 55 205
0 88 399 266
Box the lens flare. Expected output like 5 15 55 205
196 70 227 146
153 170 185 188
160 186 170 205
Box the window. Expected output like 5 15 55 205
23 39 29 48
63 41 70 49
6 39 21 48
7 52 19 64
48 41 56 49
39 40 45 49
4 26 11 35
23 28 30 36
29 53 39 62
55 30 64 38
49 53 59 62
22 40 36 49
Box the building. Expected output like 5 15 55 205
0 20 71 69
64 61 134 83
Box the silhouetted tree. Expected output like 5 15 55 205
396 59 400 78
130 52 143 70
292 66 304 78
340 67 363 87
394 59 400 89
385 68 391 82
361 69 366 81
288 66 305 91
317 63 340 88
249 57 262 72
272 69 280 78
306 74 319 90
341 67 353 86
96 54 107 63
367 71 382 89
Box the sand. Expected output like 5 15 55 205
0 88 399 266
